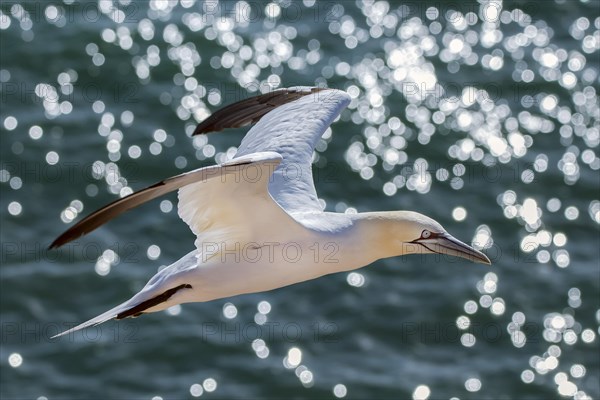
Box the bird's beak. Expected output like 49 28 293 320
413 233 491 265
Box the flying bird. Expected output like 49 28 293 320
49 86 490 338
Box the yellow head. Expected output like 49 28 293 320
359 211 491 265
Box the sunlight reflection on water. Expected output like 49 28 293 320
1 0 598 399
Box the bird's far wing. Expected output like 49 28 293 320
192 87 327 135
49 152 289 249
194 87 351 214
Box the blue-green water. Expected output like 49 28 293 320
1 1 599 399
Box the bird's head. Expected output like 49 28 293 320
363 211 491 265
399 211 490 265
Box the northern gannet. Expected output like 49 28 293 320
49 87 490 338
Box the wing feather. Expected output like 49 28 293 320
192 87 326 135
49 152 283 249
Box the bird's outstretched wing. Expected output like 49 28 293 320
50 87 350 248
195 87 351 213
49 152 297 249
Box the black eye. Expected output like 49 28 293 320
421 230 431 239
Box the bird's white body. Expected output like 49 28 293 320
136 212 416 310
50 87 489 337
88 210 427 319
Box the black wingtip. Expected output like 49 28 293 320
192 87 327 136
48 238 60 250
48 233 70 250
49 227 87 250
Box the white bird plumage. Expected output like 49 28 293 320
50 86 490 338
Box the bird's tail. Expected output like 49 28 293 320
51 298 134 339
52 284 192 339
